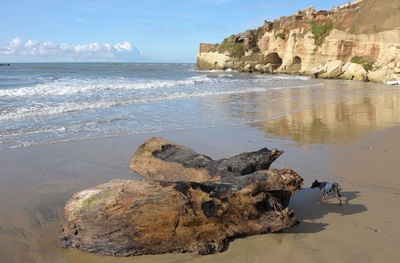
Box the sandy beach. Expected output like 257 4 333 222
0 94 399 262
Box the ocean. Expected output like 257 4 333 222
0 63 398 150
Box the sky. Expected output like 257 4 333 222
0 0 351 63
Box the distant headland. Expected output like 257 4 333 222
197 0 400 85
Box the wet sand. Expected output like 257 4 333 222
1 97 400 262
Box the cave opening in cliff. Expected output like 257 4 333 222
290 56 302 71
265 53 282 70
293 56 301 65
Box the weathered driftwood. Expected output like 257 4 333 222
129 136 283 182
60 168 303 256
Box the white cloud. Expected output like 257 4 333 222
113 41 132 52
0 37 142 62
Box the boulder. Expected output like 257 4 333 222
264 63 272 73
255 64 263 71
243 63 253 72
254 64 272 73
60 168 303 256
368 69 399 83
129 136 282 182
305 66 326 78
319 60 344 78
339 62 368 81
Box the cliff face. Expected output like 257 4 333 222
197 0 400 84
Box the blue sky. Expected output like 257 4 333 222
0 0 350 63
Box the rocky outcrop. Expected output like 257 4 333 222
60 138 304 256
197 0 400 85
339 62 368 81
60 169 303 256
129 136 282 182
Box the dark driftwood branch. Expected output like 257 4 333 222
129 136 283 182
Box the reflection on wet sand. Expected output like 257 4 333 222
252 96 400 145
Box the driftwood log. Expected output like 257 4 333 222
129 136 283 182
60 137 303 256
60 169 302 256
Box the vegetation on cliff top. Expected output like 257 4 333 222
310 20 333 45
218 35 245 57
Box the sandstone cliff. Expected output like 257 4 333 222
197 0 400 84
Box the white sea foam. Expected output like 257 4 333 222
218 74 233 78
255 75 311 81
0 75 218 98
0 118 123 138
191 69 225 73
0 87 269 122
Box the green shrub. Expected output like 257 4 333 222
351 56 374 71
350 29 355 34
219 39 245 57
277 33 285 39
310 20 333 45
373 25 377 32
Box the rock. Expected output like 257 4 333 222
254 64 271 73
60 168 303 256
243 63 253 72
130 136 282 182
368 69 398 83
387 62 396 69
339 62 368 81
264 63 272 73
303 5 315 16
319 60 344 78
255 64 263 71
196 52 234 70
243 30 259 52
306 67 326 78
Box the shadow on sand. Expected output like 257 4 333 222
285 188 367 234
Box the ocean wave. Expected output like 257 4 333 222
0 118 124 139
254 75 311 81
0 75 219 98
191 69 225 73
0 87 269 121
218 74 233 78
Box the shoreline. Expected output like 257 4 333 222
2 79 398 151
195 65 400 86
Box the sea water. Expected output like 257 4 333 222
0 63 397 149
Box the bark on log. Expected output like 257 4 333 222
129 136 283 182
60 168 303 256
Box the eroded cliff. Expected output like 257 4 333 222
197 0 400 84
